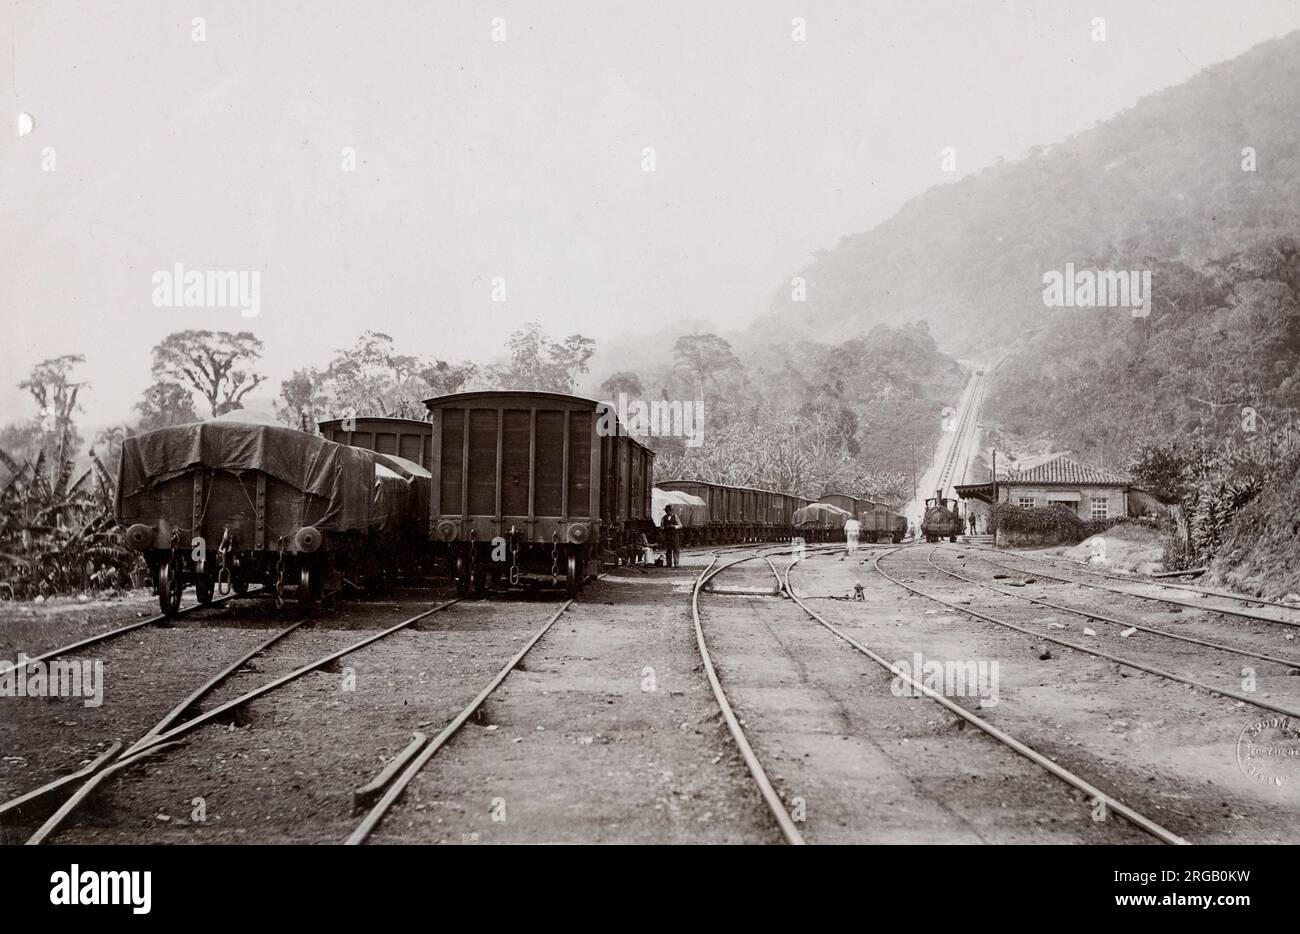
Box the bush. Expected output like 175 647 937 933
990 504 1149 546
0 447 140 599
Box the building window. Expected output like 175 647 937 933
1091 496 1108 519
1018 496 1034 508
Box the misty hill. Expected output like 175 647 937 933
755 31 1300 351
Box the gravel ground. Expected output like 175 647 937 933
4 544 1298 844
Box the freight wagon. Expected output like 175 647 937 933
656 479 805 544
117 416 413 613
320 416 435 577
823 491 906 543
424 391 654 596
319 415 432 469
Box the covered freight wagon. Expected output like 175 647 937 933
658 480 803 544
320 416 435 578
117 418 412 613
652 488 709 545
424 391 654 595
793 502 851 541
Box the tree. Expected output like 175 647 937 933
276 332 478 424
277 367 328 429
19 354 87 456
418 360 478 397
487 322 596 393
150 331 266 417
600 371 644 399
552 334 596 392
134 380 200 431
672 333 742 396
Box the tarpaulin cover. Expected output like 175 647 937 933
117 420 382 532
793 503 852 529
370 462 414 534
652 488 707 527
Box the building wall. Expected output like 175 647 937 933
997 484 1127 519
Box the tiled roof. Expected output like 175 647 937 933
1002 455 1130 486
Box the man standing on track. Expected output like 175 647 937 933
661 504 682 568
844 515 861 556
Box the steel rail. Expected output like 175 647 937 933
877 547 1300 720
781 547 1188 845
0 742 122 821
2 620 301 826
25 599 457 844
929 547 1300 669
11 588 252 670
969 549 1300 628
129 599 459 754
971 544 1300 611
934 374 981 496
0 591 280 824
22 602 374 845
346 599 574 844
689 550 806 845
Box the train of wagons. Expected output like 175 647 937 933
116 390 910 612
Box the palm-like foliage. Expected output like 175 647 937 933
0 443 137 598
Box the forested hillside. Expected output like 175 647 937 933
757 31 1300 351
628 322 965 506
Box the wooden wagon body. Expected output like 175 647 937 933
423 391 654 595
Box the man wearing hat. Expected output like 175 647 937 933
661 503 682 568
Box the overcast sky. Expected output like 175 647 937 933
4 0 1300 434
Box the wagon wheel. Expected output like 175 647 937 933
194 577 214 605
157 559 183 617
299 562 319 607
565 552 581 597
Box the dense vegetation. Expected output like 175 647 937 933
624 322 965 505
756 31 1300 352
750 29 1300 574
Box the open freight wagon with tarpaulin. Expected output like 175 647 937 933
117 415 413 613
424 390 655 596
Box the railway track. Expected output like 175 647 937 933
929 547 1300 670
968 547 1300 628
976 546 1300 611
346 599 573 844
692 545 1186 844
871 547 1300 722
934 370 987 499
9 587 254 671
8 595 460 844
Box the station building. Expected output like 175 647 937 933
955 453 1135 532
